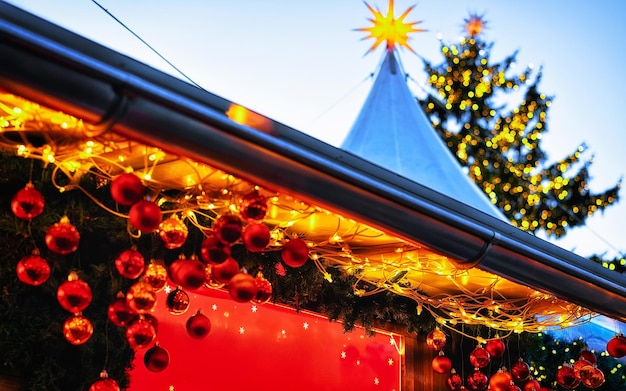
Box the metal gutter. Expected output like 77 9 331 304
1 3 624 321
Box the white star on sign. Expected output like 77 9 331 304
239 327 245 334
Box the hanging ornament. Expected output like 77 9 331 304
228 272 258 303
446 369 463 391
573 359 590 380
485 336 506 358
212 214 242 244
166 286 190 315
45 216 80 255
158 215 188 249
432 351 452 374
200 233 231 264
522 379 541 391
239 190 268 221
11 183 44 219
63 314 94 345
510 387 522 391
110 172 145 206
466 368 488 391
511 358 530 381
107 293 136 327
126 281 157 314
114 248 145 279
210 257 239 284
57 272 92 313
281 238 309 268
606 334 626 358
556 363 580 389
129 200 161 233
253 272 273 304
489 368 513 391
581 366 605 389
577 348 596 364
144 342 170 373
89 370 120 391
203 265 224 289
426 328 447 350
168 254 206 290
141 261 168 292
126 316 157 349
16 250 50 286
242 223 271 252
469 345 491 369
186 310 211 339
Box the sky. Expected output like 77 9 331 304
5 0 626 261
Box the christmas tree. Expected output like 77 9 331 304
418 15 621 239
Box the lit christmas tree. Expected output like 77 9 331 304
418 15 620 238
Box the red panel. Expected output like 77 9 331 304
129 287 403 391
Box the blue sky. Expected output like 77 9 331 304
7 0 626 260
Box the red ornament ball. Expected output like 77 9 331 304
57 272 92 313
467 369 488 391
446 369 463 391
523 379 541 391
432 352 452 374
144 343 170 372
110 173 144 206
253 274 273 304
281 238 309 268
11 183 44 219
573 359 590 380
129 200 161 233
200 234 231 264
158 215 188 249
107 295 136 327
511 358 530 381
186 310 211 339
556 364 580 389
469 346 491 369
581 366 605 389
485 337 506 358
607 334 626 358
63 314 94 345
126 281 157 314
89 371 120 391
213 214 242 243
45 216 80 255
168 256 206 290
16 251 50 286
578 349 597 364
489 369 513 391
426 328 447 350
239 190 268 221
228 273 258 303
242 223 271 252
126 316 156 349
210 257 239 284
166 287 190 315
142 262 168 292
115 248 145 279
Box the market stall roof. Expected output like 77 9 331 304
0 2 625 328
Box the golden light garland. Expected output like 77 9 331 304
0 92 595 338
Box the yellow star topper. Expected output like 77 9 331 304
357 0 425 54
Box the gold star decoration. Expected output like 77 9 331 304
464 13 487 37
357 0 425 53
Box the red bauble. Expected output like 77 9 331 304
242 223 271 252
510 387 522 391
142 261 168 292
110 173 144 206
581 366 605 389
57 272 92 313
45 216 80 255
89 371 120 391
126 316 156 349
228 273 258 303
606 334 626 358
213 215 242 243
281 238 309 268
158 215 188 249
11 183 44 219
426 328 447 350
573 359 590 380
126 281 157 314
200 233 231 264
432 352 452 374
115 248 145 279
63 314 93 345
168 255 206 290
129 200 161 233
186 310 211 339
107 295 136 327
253 273 273 304
485 337 506 358
210 257 239 284
239 190 268 221
446 369 463 391
489 369 513 391
469 346 491 369
166 287 190 315
144 343 170 372
556 364 580 389
511 358 530 381
16 251 50 286
523 379 541 391
467 369 488 391
578 349 597 364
